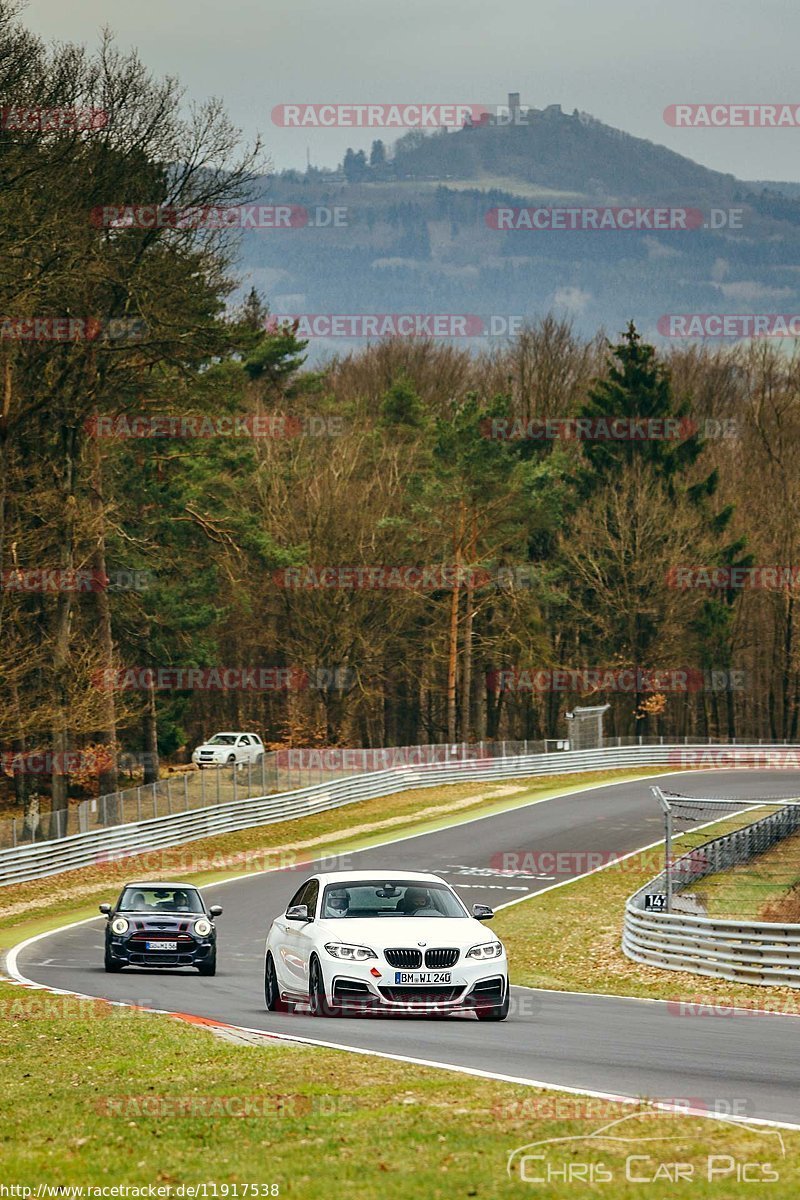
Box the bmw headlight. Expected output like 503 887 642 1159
324 942 377 961
466 941 503 960
193 918 212 937
111 917 129 935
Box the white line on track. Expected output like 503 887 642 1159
6 772 800 1130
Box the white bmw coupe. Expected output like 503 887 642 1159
264 869 509 1020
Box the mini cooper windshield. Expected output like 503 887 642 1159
320 880 467 919
117 886 205 914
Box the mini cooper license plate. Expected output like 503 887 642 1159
393 971 452 984
146 940 178 950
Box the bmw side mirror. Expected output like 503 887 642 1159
286 904 311 923
209 905 223 917
99 904 111 915
473 903 494 921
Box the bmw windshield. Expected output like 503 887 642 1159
321 881 468 919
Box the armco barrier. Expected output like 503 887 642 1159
623 802 800 987
1 741 799 888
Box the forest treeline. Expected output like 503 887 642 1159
1 3 799 828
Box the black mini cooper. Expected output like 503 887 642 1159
100 881 222 974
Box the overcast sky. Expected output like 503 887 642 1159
21 0 800 181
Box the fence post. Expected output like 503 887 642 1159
11 818 17 848
166 777 172 815
152 782 157 818
261 753 266 794
247 757 252 799
184 772 189 810
233 764 237 805
201 769 206 807
216 768 221 806
137 786 142 821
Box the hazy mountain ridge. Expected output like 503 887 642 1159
236 106 800 356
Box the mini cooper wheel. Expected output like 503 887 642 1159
265 953 292 1012
309 958 341 1017
104 947 123 973
197 950 217 976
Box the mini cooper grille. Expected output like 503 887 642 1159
384 948 422 969
129 933 195 945
424 948 459 968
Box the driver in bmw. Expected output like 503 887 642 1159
401 886 433 914
326 889 350 916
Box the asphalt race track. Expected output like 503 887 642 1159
13 770 800 1127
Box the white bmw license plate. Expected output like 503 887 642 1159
146 940 178 950
394 971 452 984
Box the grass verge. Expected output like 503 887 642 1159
0 976 797 1195
494 810 800 1009
698 827 800 921
2 767 800 1192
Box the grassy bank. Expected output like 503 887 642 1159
0 975 796 1196
494 811 800 1008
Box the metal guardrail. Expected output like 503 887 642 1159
623 803 800 987
1 740 798 889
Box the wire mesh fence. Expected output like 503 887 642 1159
2 733 798 851
640 788 800 921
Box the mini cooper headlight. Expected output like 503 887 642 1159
466 941 503 960
324 942 377 961
193 918 212 937
111 917 129 935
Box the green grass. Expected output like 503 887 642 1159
0 976 797 1195
494 810 800 1008
697 827 800 921
5 766 800 1194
